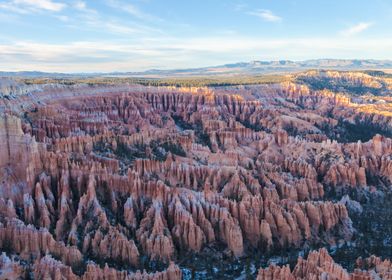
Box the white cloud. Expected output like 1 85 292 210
1 36 392 72
78 15 160 35
18 0 65 11
54 14 68 21
248 9 282 22
341 22 373 36
73 1 86 10
64 1 160 36
0 2 27 13
0 0 66 13
106 0 162 22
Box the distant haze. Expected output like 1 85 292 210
1 59 392 78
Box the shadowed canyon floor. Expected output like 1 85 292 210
0 71 392 279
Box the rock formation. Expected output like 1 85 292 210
0 77 391 278
256 248 392 280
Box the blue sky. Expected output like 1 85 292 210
0 0 392 72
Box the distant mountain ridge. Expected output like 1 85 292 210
2 59 392 78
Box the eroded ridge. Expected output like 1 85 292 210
256 248 392 280
0 80 391 279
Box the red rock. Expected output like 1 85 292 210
1 81 390 277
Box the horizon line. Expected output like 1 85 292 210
1 58 392 75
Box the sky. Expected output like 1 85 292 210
1 0 392 72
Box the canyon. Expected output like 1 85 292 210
0 71 391 279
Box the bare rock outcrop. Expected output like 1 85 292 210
1 80 391 278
